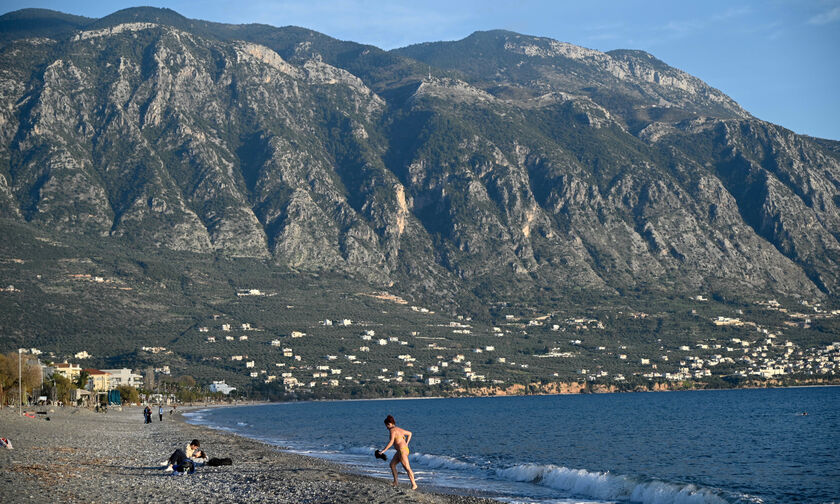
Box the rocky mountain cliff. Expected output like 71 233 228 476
2 8 839 308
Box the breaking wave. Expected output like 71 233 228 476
495 463 733 504
330 446 742 504
409 452 479 471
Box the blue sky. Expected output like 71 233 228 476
4 0 839 140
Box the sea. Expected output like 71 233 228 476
184 387 839 504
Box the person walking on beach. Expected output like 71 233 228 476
159 405 164 422
380 414 417 490
143 405 152 424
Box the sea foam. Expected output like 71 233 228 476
496 464 730 504
344 447 478 472
409 452 479 471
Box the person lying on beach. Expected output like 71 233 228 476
379 415 417 490
165 439 205 474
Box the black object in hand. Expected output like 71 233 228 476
374 449 387 461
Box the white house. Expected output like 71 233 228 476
102 368 143 388
209 381 236 395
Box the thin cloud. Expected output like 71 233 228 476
662 19 703 36
582 21 625 44
808 6 840 24
585 32 620 42
712 6 753 21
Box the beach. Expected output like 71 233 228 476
0 405 494 504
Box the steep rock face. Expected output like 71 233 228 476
0 22 416 281
0 8 838 303
643 119 840 294
384 80 829 297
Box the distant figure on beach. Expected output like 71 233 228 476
143 405 152 424
165 439 205 474
380 414 417 490
159 405 164 422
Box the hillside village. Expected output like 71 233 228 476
11 269 839 400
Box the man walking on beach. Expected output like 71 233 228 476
143 405 152 424
380 415 417 490
159 405 164 422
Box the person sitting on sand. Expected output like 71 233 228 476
379 415 417 490
165 439 205 474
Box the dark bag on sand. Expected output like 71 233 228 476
207 457 233 466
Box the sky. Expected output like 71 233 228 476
3 0 839 140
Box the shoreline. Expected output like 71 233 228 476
196 380 840 407
0 405 495 504
184 381 840 415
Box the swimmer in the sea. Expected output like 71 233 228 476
380 414 417 490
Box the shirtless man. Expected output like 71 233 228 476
380 414 417 490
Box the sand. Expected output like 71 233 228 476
0 404 495 504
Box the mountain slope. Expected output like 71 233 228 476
0 7 838 309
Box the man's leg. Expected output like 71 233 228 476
168 448 187 471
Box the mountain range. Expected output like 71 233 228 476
2 6 839 313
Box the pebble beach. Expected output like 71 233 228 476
0 405 495 504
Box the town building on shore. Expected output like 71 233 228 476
51 362 82 381
83 369 112 392
102 368 143 388
209 381 236 395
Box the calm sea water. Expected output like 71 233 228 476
185 387 839 504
